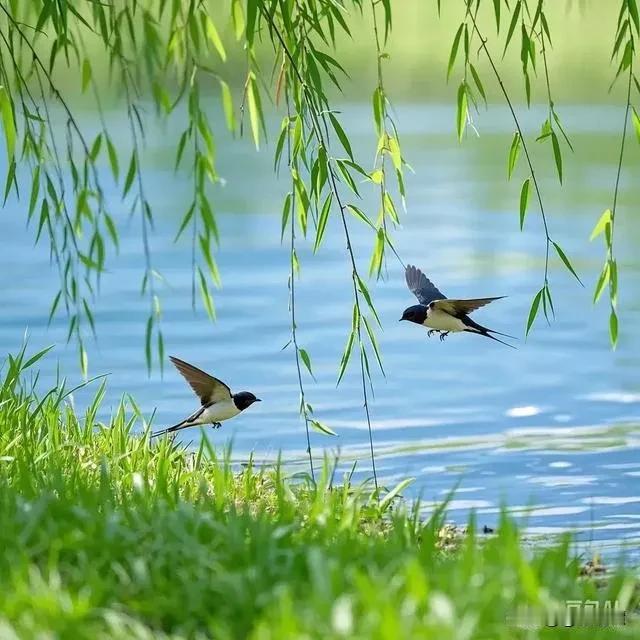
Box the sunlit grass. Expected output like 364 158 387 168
0 347 637 638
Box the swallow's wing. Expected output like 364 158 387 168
405 264 447 305
432 297 505 317
169 356 232 405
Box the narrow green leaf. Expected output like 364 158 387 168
335 161 360 196
612 19 629 59
519 177 530 229
107 137 119 180
23 345 55 370
507 132 521 179
593 262 610 303
200 195 219 243
204 15 226 60
28 167 40 219
310 420 337 436
469 63 487 103
292 116 302 158
274 119 288 172
456 82 467 141
387 136 402 171
0 86 16 161
198 267 216 319
492 0 501 32
632 106 640 143
590 209 612 241
329 113 354 160
447 24 464 80
610 258 618 301
48 291 62 325
369 228 385 277
123 152 137 197
551 131 563 183
314 193 332 252
294 176 309 235
80 343 88 379
245 0 258 46
82 58 92 92
363 316 384 375
541 13 552 45
503 1 521 56
145 315 153 372
610 309 618 347
247 77 261 149
551 109 574 151
175 130 188 171
544 284 555 319
552 241 583 285
281 192 291 241
337 330 355 385
3 160 16 204
372 87 384 135
526 288 543 336
298 348 315 380
346 204 374 228
537 118 552 142
370 169 383 184
90 133 102 161
231 0 245 40
158 330 165 373
356 275 382 327
83 298 96 337
379 478 415 513
104 214 119 248
341 159 369 179
628 0 640 35
219 80 235 133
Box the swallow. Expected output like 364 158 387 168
400 265 516 347
151 356 261 438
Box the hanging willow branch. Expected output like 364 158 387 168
259 3 383 490
590 0 640 347
448 0 584 337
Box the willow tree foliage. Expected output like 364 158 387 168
0 0 638 482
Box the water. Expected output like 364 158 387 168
1 103 639 562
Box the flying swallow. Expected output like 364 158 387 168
151 356 261 438
400 265 516 347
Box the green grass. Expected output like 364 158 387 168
0 347 637 639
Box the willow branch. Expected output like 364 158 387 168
262 7 379 491
610 62 633 297
469 12 552 288
285 92 315 482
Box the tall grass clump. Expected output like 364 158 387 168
0 347 637 639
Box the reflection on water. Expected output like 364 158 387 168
1 103 639 561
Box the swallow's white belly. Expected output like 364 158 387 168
196 400 240 424
423 309 468 332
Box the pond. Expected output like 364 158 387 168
2 101 639 562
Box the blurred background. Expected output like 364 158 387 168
1 1 639 560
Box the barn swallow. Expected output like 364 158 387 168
151 356 261 438
400 265 516 347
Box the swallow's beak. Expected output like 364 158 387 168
399 317 404 322
255 398 262 402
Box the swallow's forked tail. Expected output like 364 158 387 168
150 420 192 439
476 329 517 349
463 318 518 349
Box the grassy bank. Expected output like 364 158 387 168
0 347 637 639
